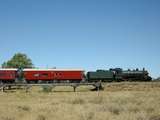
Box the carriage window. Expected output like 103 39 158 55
55 73 62 77
55 73 58 76
34 74 39 77
59 73 62 76
41 73 48 77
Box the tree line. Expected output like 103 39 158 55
1 53 34 68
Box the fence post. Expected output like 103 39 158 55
73 86 76 92
1 85 5 92
25 85 31 93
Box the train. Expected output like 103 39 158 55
0 68 152 84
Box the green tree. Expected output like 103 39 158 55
1 53 34 68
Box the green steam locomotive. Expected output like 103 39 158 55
87 68 152 82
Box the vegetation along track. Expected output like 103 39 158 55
0 82 160 120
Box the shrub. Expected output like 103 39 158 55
36 115 46 120
42 85 53 92
17 105 30 112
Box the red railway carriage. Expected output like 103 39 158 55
0 69 17 82
23 69 84 82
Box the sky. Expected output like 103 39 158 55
0 0 160 78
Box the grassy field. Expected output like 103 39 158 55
0 82 160 120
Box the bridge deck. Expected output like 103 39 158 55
0 82 103 92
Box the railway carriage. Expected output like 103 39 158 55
0 69 17 83
23 69 85 83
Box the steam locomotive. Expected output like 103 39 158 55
0 68 152 84
87 68 152 82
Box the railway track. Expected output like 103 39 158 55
0 81 103 92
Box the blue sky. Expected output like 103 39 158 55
0 0 160 77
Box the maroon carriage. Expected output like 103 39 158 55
23 69 84 83
0 69 17 83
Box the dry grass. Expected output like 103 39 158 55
0 82 160 120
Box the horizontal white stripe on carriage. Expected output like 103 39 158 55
0 68 84 71
23 69 84 71
0 68 17 71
